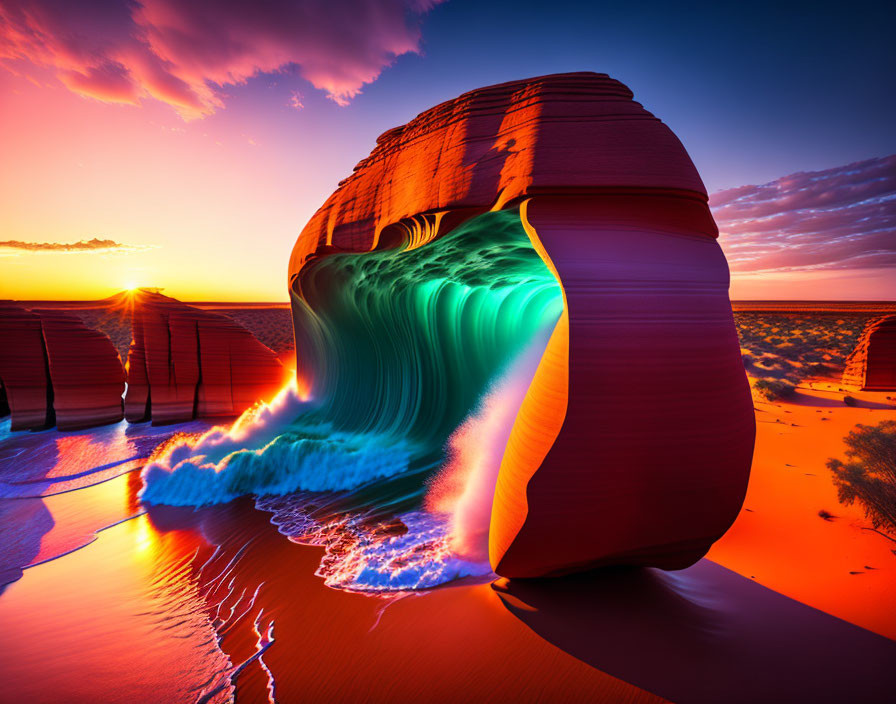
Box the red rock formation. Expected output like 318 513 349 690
0 303 53 430
0 304 124 431
125 294 202 424
288 72 755 578
36 310 125 430
842 315 896 390
125 291 284 424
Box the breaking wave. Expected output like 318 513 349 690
140 385 413 506
141 207 561 509
252 333 551 593
140 207 561 591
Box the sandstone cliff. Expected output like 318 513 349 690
0 303 125 431
0 303 53 430
35 310 125 430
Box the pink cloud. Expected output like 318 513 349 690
711 155 896 275
0 0 442 118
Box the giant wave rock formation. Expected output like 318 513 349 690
288 72 756 578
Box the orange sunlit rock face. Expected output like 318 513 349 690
125 291 284 425
288 72 707 277
842 314 896 390
288 72 756 578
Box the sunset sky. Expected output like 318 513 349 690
1 0 894 301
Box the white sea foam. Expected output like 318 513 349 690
427 330 551 561
142 328 549 592
252 336 549 593
140 382 412 506
257 499 494 594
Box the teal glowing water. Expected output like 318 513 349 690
142 208 562 506
292 207 563 450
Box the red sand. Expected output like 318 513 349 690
708 378 896 639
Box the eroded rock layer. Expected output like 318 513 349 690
842 315 896 390
0 303 125 431
288 72 755 578
125 291 284 424
288 73 712 277
0 303 52 430
36 310 126 430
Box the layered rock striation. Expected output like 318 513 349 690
36 310 125 430
125 291 284 425
842 315 896 390
288 72 756 578
1 294 284 431
0 303 53 430
0 303 124 431
35 310 125 430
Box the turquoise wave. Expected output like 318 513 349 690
142 207 562 505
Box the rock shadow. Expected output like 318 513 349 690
493 558 896 703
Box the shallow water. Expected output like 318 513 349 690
2 414 896 703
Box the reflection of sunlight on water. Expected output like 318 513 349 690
0 417 213 499
132 514 155 555
0 476 234 703
3 464 282 702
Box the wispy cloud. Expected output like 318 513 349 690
0 237 154 255
0 0 443 118
712 155 896 275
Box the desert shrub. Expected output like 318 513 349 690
827 421 896 535
843 395 857 407
753 378 796 401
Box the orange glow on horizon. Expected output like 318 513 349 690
0 71 322 304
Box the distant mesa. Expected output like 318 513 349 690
0 291 285 431
288 72 756 578
842 314 896 390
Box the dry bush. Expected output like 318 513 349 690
753 378 796 401
828 421 896 536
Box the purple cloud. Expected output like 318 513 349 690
711 155 896 274
0 0 442 117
